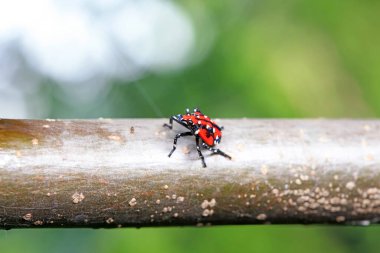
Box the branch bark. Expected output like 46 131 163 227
0 118 380 229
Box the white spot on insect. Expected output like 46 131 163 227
198 121 201 125
213 128 215 133
195 130 200 135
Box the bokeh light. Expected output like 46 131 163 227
0 0 197 117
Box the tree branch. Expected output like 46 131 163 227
0 118 380 229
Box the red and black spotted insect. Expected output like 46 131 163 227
163 108 231 167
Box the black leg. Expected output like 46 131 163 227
168 132 193 157
163 117 173 129
196 136 207 168
202 143 232 160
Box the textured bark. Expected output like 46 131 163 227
0 118 380 229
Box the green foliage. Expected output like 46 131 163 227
43 0 380 119
2 226 380 253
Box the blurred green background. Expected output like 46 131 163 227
1 0 380 252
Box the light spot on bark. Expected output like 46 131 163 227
260 165 268 175
72 192 85 204
346 181 355 190
129 198 137 207
256 213 267 220
176 196 185 203
23 213 33 221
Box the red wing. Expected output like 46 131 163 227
198 128 214 146
190 110 223 146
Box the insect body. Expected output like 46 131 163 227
163 108 231 167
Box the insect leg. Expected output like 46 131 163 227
163 117 174 129
168 132 193 157
196 136 207 168
202 143 232 160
